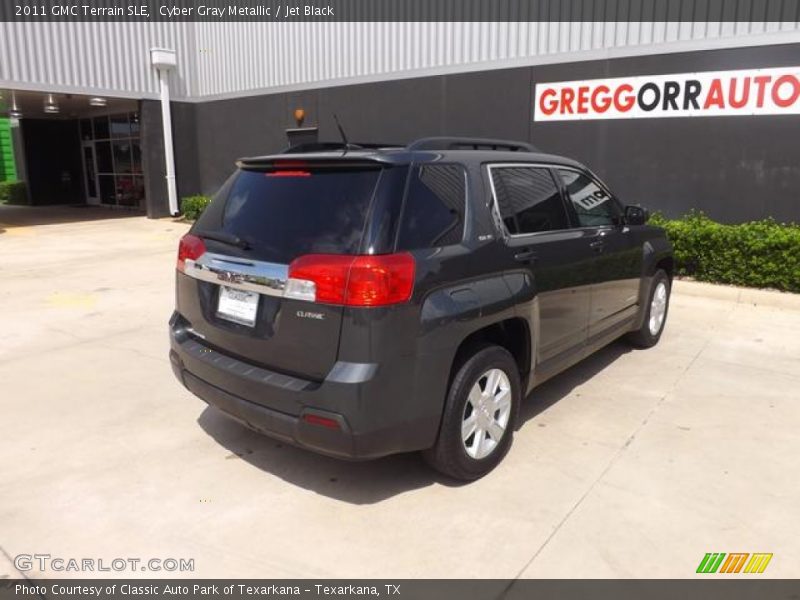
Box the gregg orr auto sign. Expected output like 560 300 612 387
534 67 800 121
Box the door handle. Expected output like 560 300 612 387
514 249 537 263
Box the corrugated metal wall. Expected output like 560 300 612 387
0 22 196 98
1 20 799 100
192 21 800 97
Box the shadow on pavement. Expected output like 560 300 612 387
197 407 447 504
0 204 144 229
518 340 633 427
198 339 633 504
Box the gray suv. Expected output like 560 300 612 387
169 137 673 480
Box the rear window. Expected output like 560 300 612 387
196 167 382 263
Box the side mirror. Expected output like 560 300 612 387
624 204 649 226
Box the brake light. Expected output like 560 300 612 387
266 170 311 177
267 160 310 177
176 234 206 273
286 253 415 307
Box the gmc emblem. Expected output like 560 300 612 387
217 271 243 284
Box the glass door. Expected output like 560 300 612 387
81 142 100 205
79 113 144 209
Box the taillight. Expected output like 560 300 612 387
176 234 206 273
346 254 416 306
286 254 352 304
286 253 415 307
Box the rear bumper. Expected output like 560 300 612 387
169 313 440 460
177 366 361 458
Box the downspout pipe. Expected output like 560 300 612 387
150 48 179 216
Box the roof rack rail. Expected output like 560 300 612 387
283 141 403 154
407 137 538 153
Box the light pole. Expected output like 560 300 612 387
150 48 179 216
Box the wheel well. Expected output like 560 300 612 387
451 318 531 381
656 256 674 280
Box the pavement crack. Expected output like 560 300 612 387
499 339 709 596
0 545 39 591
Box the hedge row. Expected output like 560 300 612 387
0 180 27 205
180 195 212 221
649 212 800 293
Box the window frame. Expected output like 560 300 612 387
554 166 624 230
485 162 573 239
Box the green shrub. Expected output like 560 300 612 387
0 180 27 205
180 195 211 221
650 211 800 293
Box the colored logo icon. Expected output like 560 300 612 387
697 553 773 574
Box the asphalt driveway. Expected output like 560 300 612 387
1 206 798 578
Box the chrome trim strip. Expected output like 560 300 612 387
184 252 289 297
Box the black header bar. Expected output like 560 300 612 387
2 0 800 22
2 579 800 600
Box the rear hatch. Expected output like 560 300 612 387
176 158 396 381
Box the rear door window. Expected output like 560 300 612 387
195 167 382 263
490 166 569 234
397 164 467 250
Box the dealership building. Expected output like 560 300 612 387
1 14 799 222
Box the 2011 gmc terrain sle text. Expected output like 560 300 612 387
169 137 673 480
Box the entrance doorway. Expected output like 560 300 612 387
12 92 144 209
81 142 100 205
78 111 144 208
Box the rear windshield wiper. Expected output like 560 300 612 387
196 230 251 250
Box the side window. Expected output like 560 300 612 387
491 166 569 235
557 169 619 227
397 164 466 249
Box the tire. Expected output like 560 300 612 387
423 345 521 481
627 269 671 348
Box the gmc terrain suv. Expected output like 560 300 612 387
169 137 673 480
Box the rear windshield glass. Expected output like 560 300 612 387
196 167 382 263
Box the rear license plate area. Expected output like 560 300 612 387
216 286 259 327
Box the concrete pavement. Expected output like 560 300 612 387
1 206 798 579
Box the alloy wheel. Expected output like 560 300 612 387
649 281 668 336
462 368 512 460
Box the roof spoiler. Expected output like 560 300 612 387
407 137 538 152
281 141 403 154
237 155 387 170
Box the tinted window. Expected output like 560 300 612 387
398 164 466 249
110 114 131 138
557 169 619 227
95 141 113 173
99 175 115 204
195 167 381 264
93 116 110 140
112 141 132 173
80 119 92 141
491 167 568 234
